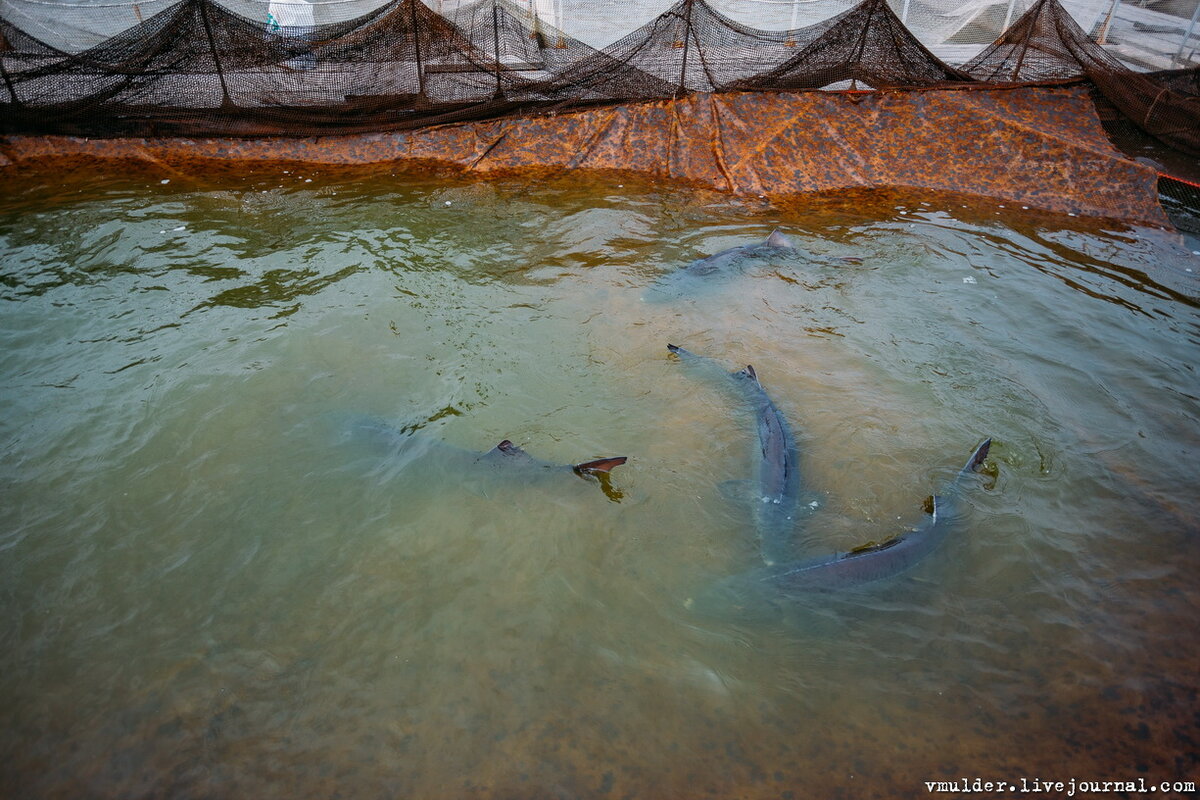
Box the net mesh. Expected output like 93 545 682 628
0 0 1197 157
964 0 1200 154
731 0 973 90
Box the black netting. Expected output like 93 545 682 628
961 0 1112 83
0 15 66 106
0 0 1197 157
733 0 971 91
964 0 1200 155
1159 175 1200 234
502 0 813 104
1146 67 1200 98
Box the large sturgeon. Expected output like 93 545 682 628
690 439 992 614
341 415 627 498
668 344 813 564
642 230 795 302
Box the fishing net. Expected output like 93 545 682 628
732 0 973 90
0 0 1197 156
963 0 1200 154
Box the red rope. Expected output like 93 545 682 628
1159 172 1200 190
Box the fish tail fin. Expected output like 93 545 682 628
574 456 628 475
963 438 991 475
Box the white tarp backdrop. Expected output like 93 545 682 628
266 0 315 30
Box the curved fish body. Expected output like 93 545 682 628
643 230 794 302
668 344 807 564
691 439 992 615
341 415 626 493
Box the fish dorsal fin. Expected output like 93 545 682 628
847 535 903 556
732 364 759 385
765 229 793 249
573 456 628 475
729 364 758 386
479 439 535 470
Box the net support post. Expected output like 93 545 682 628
1174 1 1200 66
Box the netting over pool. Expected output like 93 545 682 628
0 0 1196 155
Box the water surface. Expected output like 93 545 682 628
2 166 1198 798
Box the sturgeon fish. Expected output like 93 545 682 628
668 344 813 564
341 415 627 498
642 229 795 302
690 439 992 615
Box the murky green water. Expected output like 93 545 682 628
2 166 1198 798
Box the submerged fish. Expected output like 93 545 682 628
642 229 795 301
341 415 627 499
690 439 992 616
668 344 814 564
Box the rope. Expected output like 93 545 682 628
1159 172 1200 190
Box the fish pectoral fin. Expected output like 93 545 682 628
574 456 628 475
847 534 904 555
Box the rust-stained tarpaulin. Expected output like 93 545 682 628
0 87 1167 225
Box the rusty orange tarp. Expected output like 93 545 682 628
0 87 1167 224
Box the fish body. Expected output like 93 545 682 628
643 230 794 301
683 229 794 277
668 344 808 564
690 440 992 615
341 415 626 493
759 439 989 591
